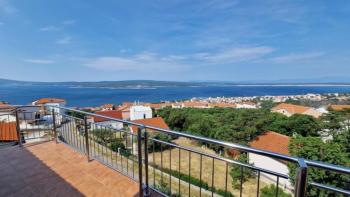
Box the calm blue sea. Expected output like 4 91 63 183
1 85 350 107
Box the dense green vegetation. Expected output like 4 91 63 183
156 107 321 147
289 135 349 197
157 107 350 196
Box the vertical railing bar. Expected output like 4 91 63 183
169 147 172 195
84 116 91 161
132 132 135 179
240 166 243 197
126 130 129 175
276 176 279 197
121 128 124 171
211 158 215 197
189 151 191 197
178 148 181 195
200 154 203 197
161 142 163 185
257 171 260 197
110 128 113 167
93 125 97 159
137 127 143 197
24 114 28 140
52 110 57 143
225 162 228 196
104 126 109 165
294 159 308 197
153 140 155 187
15 109 22 146
144 129 150 196
71 117 76 148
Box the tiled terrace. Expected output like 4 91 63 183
0 141 152 197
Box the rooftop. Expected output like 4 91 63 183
250 131 290 156
94 110 123 122
131 117 169 132
271 103 311 114
34 98 66 105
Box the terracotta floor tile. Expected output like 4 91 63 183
0 141 145 197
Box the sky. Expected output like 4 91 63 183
0 0 350 82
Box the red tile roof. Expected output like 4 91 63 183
272 103 310 114
101 104 115 109
0 102 15 112
249 131 290 156
93 110 123 122
329 105 350 111
35 98 66 104
0 122 18 141
131 117 169 133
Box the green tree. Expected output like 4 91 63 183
109 139 125 152
92 128 114 144
288 136 349 197
285 114 320 136
230 153 254 189
148 132 173 153
260 100 276 110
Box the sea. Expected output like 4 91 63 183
1 84 350 107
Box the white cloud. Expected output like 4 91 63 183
62 20 76 25
192 46 275 64
84 52 189 72
39 25 59 31
0 0 17 14
24 59 55 64
56 36 72 44
270 52 324 64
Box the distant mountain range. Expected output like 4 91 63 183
1 77 350 88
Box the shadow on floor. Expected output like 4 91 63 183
0 143 84 197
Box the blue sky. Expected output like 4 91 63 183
0 0 349 82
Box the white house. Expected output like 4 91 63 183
32 98 67 116
249 131 293 193
271 103 323 118
130 106 152 121
236 102 257 109
90 110 124 130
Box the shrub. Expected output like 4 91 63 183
260 185 292 197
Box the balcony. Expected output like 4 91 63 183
0 105 349 197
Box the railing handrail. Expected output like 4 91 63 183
10 105 350 175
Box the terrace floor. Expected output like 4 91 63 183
0 141 155 197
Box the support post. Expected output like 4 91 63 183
137 127 144 197
294 159 308 197
15 109 22 147
143 129 150 196
84 117 91 161
52 109 58 143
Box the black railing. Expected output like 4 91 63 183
0 105 349 197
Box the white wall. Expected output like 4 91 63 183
45 102 66 115
92 121 124 130
130 106 152 120
0 113 16 122
249 153 293 192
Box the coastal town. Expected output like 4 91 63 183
1 93 350 196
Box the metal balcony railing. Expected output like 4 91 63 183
0 105 349 197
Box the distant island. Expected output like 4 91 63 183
1 78 350 89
